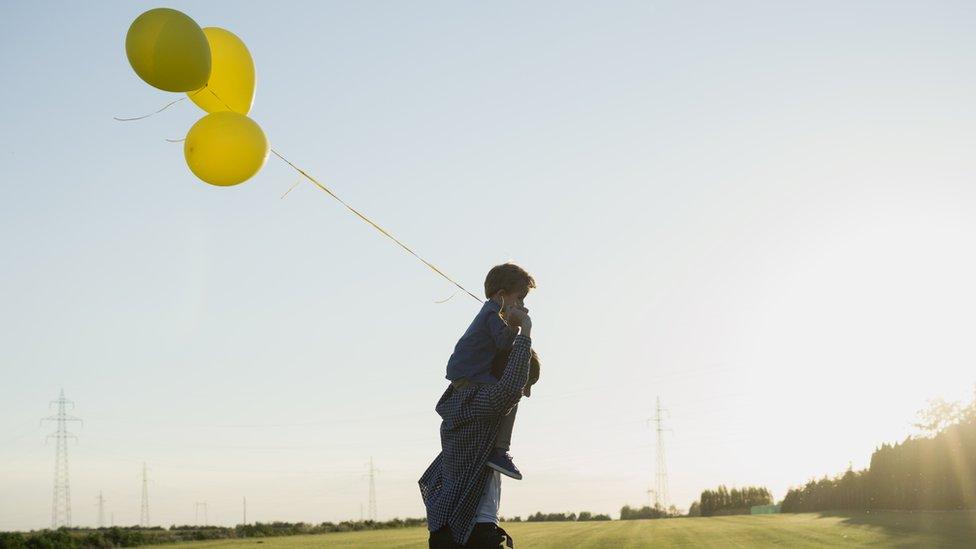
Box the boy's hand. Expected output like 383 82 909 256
500 303 526 324
505 307 532 336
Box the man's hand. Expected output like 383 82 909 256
504 306 532 337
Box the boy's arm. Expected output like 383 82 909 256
487 311 517 350
469 334 531 420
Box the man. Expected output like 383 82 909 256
420 307 534 548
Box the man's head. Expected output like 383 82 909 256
484 263 536 311
490 348 541 397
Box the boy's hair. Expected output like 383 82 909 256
484 263 536 298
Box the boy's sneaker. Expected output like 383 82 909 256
487 449 523 480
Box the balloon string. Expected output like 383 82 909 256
196 89 481 303
122 87 482 303
114 89 209 122
280 177 302 199
114 96 187 122
434 291 459 304
268 148 482 303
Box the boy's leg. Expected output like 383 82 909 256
494 404 518 451
488 405 522 479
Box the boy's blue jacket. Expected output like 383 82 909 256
445 300 515 384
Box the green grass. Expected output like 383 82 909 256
173 510 976 548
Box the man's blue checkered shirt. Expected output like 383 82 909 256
419 334 531 545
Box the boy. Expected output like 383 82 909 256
446 263 535 480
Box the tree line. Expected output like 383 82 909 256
696 486 772 516
782 389 976 513
0 519 428 548
516 511 611 522
619 505 680 520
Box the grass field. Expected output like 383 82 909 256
174 510 976 548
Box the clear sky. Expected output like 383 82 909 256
2 0 976 531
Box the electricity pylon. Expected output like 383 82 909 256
140 463 150 527
365 457 379 521
96 491 106 528
195 501 209 525
648 397 671 510
42 389 81 528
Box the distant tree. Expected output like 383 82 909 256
0 532 26 548
688 501 700 517
915 397 963 434
500 516 522 522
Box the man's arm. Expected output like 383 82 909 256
469 334 531 420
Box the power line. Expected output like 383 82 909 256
140 463 150 527
42 389 81 528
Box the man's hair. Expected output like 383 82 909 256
490 349 541 396
484 263 536 299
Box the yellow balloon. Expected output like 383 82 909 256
125 8 211 92
189 28 255 114
184 112 268 186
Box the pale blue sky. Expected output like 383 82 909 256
3 0 976 530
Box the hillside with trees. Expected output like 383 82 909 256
782 390 976 512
